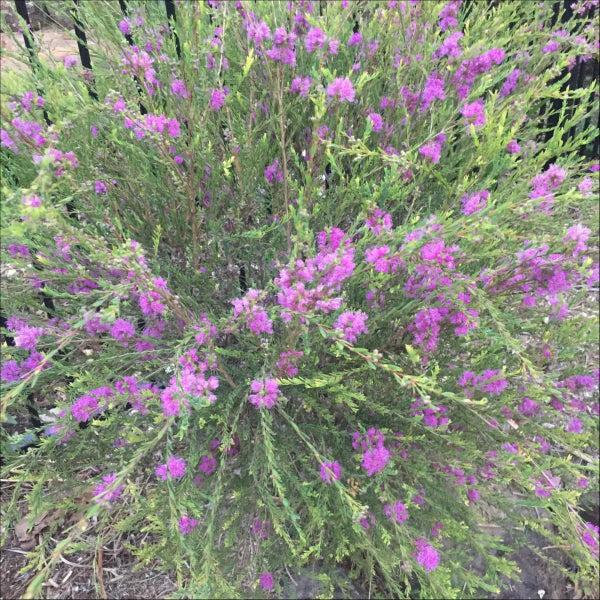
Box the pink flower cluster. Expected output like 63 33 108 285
320 460 342 484
232 289 273 335
353 428 391 476
420 73 446 112
251 518 271 539
334 311 369 343
194 314 217 346
410 398 449 428
418 133 446 164
276 350 303 376
93 473 126 508
461 99 486 129
1 351 51 383
367 112 384 132
274 227 355 322
161 350 219 417
264 159 283 184
248 377 281 409
437 0 462 31
124 112 180 140
259 571 274 590
499 68 521 98
452 47 505 99
265 26 297 65
327 77 355 103
110 319 136 344
178 515 200 534
384 500 408 524
528 163 567 216
156 455 187 480
365 209 393 236
461 190 489 215
414 538 440 572
581 522 599 560
71 386 113 422
365 245 403 274
290 76 311 96
432 30 464 59
562 224 591 258
136 276 169 317
14 324 45 351
458 369 507 396
305 26 326 53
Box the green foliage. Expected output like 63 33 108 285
1 1 599 599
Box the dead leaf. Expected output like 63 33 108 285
14 511 49 542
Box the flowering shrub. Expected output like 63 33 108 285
1 1 599 598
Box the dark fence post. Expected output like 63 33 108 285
70 0 98 101
118 0 148 115
165 0 182 60
544 1 598 159
13 0 51 126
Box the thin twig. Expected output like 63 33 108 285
97 546 108 599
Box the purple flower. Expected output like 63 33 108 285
95 181 108 195
517 397 540 417
264 159 283 184
582 523 599 559
348 32 363 46
20 352 48 374
305 27 326 53
1 129 19 152
328 39 339 55
178 515 200 534
384 501 408 524
433 31 464 59
14 326 44 351
93 473 125 508
506 139 521 154
327 77 355 103
249 378 281 409
247 20 271 44
21 195 41 207
563 223 591 257
461 99 486 128
467 488 479 505
421 73 446 112
334 311 369 343
209 88 226 111
118 19 131 36
63 55 79 68
1 360 21 382
290 76 311 96
542 41 560 53
367 112 383 132
110 319 135 342
320 461 342 484
232 289 274 334
171 79 189 98
259 571 274 590
566 418 583 433
414 538 440 572
198 454 217 475
419 133 446 164
251 519 271 539
71 387 112 422
156 455 187 480
461 190 488 215
361 445 390 476
499 68 521 98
